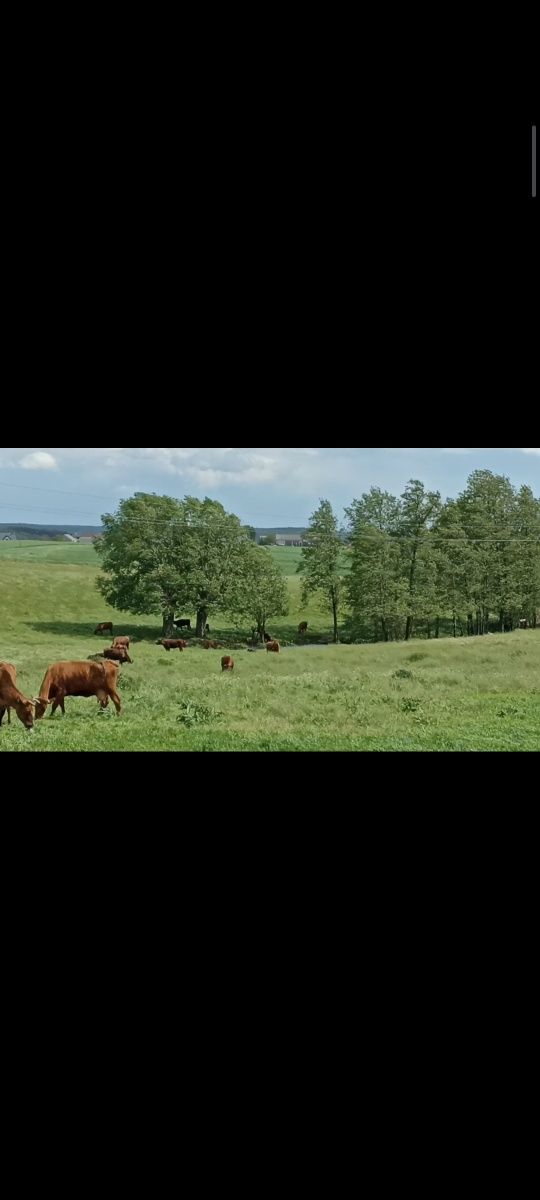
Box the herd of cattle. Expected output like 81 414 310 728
0 618 310 732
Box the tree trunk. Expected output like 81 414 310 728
435 617 440 639
381 618 389 643
453 612 457 639
162 609 176 639
500 610 505 634
196 607 208 638
427 622 431 640
332 598 339 643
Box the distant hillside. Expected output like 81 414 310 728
0 523 103 541
0 522 346 544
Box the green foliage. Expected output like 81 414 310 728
177 700 220 727
299 500 344 642
347 472 540 643
96 494 252 636
228 545 289 638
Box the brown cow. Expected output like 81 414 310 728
266 641 281 653
298 622 308 635
112 636 130 649
157 639 187 652
35 661 122 719
221 656 234 672
203 641 220 650
0 663 36 730
103 647 133 664
94 622 113 636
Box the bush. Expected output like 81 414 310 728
177 700 220 728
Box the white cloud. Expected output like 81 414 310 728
18 451 58 471
1 448 538 492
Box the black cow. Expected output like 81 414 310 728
174 619 191 631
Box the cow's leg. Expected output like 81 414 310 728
0 707 5 727
109 690 122 715
96 688 110 712
51 693 66 716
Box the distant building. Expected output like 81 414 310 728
276 534 308 547
63 534 98 544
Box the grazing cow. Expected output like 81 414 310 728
221 656 234 672
298 622 308 635
94 622 113 636
263 632 273 643
0 663 36 730
203 641 220 650
173 619 191 631
35 661 122 719
103 646 133 664
157 639 187 652
266 641 281 654
113 636 130 649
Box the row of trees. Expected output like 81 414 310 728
300 472 540 643
95 472 540 644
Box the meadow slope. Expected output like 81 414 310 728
0 542 539 751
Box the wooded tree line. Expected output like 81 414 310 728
95 472 540 644
345 471 540 642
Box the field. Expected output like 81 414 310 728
1 541 539 751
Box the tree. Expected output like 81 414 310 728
96 493 252 638
346 489 405 641
433 502 476 637
397 480 441 640
514 486 540 627
260 533 277 546
298 500 344 643
346 528 408 642
456 471 519 634
228 546 289 640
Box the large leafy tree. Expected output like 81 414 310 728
229 546 289 640
299 500 344 643
96 493 252 637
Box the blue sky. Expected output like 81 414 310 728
0 447 538 528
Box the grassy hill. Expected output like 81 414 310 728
1 541 539 751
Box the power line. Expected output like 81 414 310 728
0 479 310 521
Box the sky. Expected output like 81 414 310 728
0 447 539 528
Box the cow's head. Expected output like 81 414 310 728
16 699 36 729
33 698 48 721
